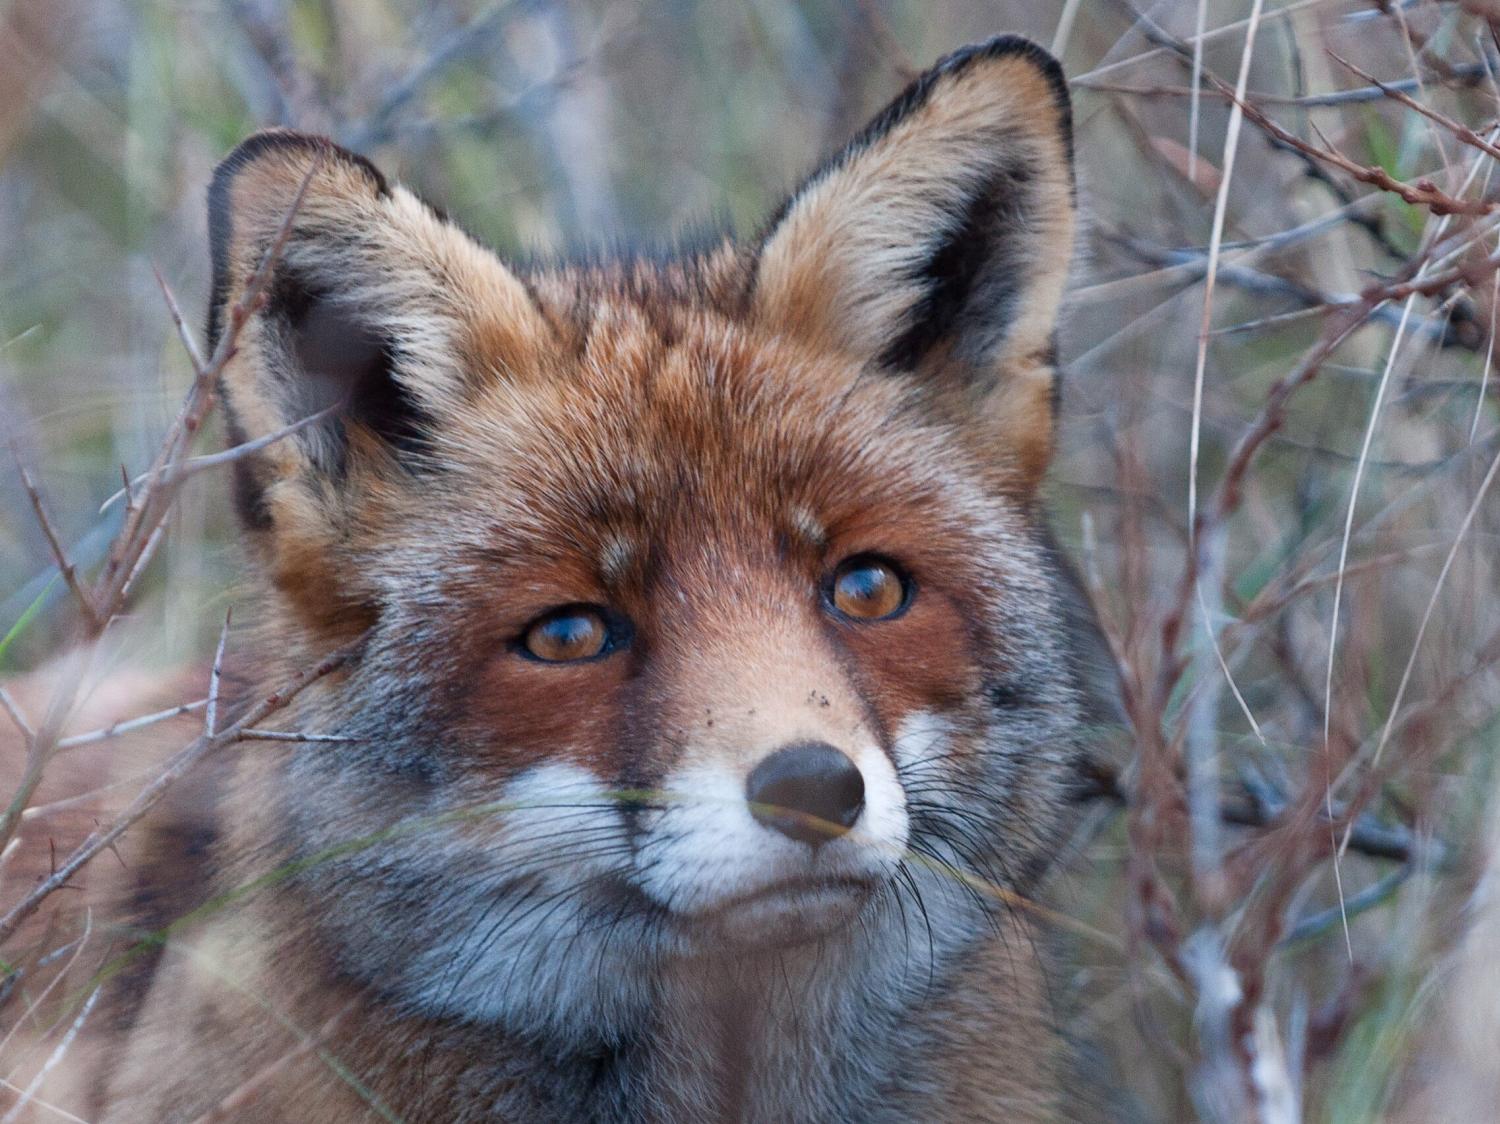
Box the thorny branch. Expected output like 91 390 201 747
0 156 325 895
1327 51 1500 163
1217 76 1498 216
0 638 359 946
9 452 98 630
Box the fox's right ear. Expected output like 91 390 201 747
751 37 1075 493
208 130 549 633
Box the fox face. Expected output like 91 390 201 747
208 37 1079 1049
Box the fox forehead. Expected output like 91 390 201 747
380 283 1007 575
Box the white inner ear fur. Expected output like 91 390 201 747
760 134 1010 357
753 55 1074 374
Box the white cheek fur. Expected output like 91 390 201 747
891 709 954 773
633 747 909 915
403 762 646 1033
388 744 930 1037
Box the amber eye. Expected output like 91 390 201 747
521 607 612 662
828 556 910 621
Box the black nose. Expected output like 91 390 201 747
746 742 865 846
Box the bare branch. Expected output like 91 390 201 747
102 401 343 513
237 730 358 743
22 775 152 821
0 687 34 747
115 523 166 608
53 698 209 752
205 611 232 738
0 639 359 945
10 444 99 630
1327 51 1500 163
150 263 206 375
1218 76 1497 216
0 144 324 893
0 983 101 1124
93 153 324 623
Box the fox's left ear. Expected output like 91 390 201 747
752 36 1075 490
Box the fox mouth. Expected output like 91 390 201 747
682 876 878 950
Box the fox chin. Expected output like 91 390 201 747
19 33 1101 1124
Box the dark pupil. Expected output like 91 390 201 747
546 616 595 650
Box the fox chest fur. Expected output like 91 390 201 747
85 33 1085 1123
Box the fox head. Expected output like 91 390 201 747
208 36 1080 1042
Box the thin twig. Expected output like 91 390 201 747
53 698 209 751
1186 0 1208 182
21 774 157 820
10 447 99 630
115 523 167 609
1184 0 1266 922
1219 76 1497 216
0 639 359 946
1318 133 1500 960
186 1001 356 1124
1076 766 1438 866
0 688 34 746
205 611 232 739
150 264 206 375
0 910 91 1058
94 154 324 620
101 401 343 514
1280 866 1413 947
853 0 918 82
1076 62 1492 106
0 984 101 1124
341 0 519 150
237 730 358 742
0 136 324 928
1327 50 1500 162
1358 435 1500 779
0 1079 89 1124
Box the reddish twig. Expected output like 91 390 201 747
1326 51 1500 163
1216 75 1497 216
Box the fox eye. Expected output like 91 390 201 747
521 607 612 662
827 555 910 621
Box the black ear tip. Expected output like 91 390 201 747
931 35 1071 117
206 130 389 264
205 130 389 353
210 129 389 202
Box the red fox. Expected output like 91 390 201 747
7 35 1091 1121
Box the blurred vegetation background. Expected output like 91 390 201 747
3 1 1500 1120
